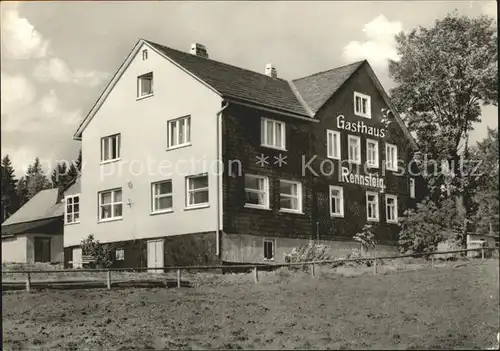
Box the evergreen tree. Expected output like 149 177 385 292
16 176 29 207
25 157 51 200
1 155 20 221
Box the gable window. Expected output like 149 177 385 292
99 188 122 221
348 135 361 164
101 134 121 162
152 180 173 213
244 174 269 209
385 194 398 223
263 239 275 260
385 143 398 171
65 194 80 224
186 174 209 208
366 139 379 168
137 72 153 98
366 191 379 222
167 116 191 149
329 186 344 217
116 248 125 261
354 92 371 118
261 118 286 150
327 130 341 160
142 49 148 60
409 178 415 199
279 180 302 213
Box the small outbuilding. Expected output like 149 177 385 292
1 188 64 264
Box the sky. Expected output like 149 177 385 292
1 1 498 178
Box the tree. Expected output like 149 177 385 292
16 176 29 207
389 12 498 244
25 157 51 201
76 149 82 172
50 160 78 190
1 155 20 221
80 234 113 268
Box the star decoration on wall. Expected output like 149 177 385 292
256 154 269 167
274 153 287 167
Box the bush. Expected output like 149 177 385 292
353 224 377 254
80 234 114 268
284 242 332 264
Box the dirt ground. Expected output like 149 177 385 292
2 260 499 350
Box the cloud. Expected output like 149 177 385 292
34 58 110 87
0 2 49 59
342 15 403 70
0 71 36 112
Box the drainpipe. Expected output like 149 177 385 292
216 101 230 257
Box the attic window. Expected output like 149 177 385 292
354 92 371 118
142 49 148 60
137 72 153 98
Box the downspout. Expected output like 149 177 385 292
216 101 230 257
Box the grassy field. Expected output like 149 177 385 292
2 260 499 350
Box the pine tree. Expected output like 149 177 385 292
25 157 51 200
1 155 20 221
17 176 29 207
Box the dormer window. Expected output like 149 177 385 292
137 72 153 98
354 92 371 118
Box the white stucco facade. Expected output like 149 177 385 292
2 234 64 263
64 42 223 247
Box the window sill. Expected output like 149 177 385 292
279 209 304 215
65 221 81 226
263 258 275 262
166 143 192 151
136 93 154 101
327 155 340 161
347 160 361 165
387 220 399 224
354 112 371 119
261 144 287 152
330 213 344 218
150 209 174 216
101 158 121 165
244 204 271 210
184 204 209 211
367 218 380 223
98 217 123 224
367 164 379 169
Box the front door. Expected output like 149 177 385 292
34 237 51 262
147 239 164 273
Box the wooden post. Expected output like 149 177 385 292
481 248 485 260
310 263 316 277
431 256 434 268
106 270 111 290
176 269 181 288
26 272 31 293
253 266 258 283
373 260 377 275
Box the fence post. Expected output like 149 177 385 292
26 272 31 293
431 256 434 268
310 263 316 277
106 269 111 290
373 260 377 275
481 248 485 260
253 266 259 283
176 269 181 288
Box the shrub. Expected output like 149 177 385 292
284 242 332 264
353 224 377 255
80 234 114 268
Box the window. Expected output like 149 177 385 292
264 239 275 260
261 118 286 150
137 72 153 97
279 180 302 213
329 186 344 217
101 134 121 162
116 248 125 261
385 194 398 223
151 180 173 213
366 139 379 168
167 116 191 149
65 195 80 224
409 178 415 199
186 174 209 208
244 174 269 209
354 92 371 118
142 49 148 60
366 191 379 222
348 135 361 164
327 130 341 160
385 143 398 171
99 189 123 221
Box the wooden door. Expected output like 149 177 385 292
147 239 164 273
34 237 51 263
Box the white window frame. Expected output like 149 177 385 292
327 130 341 160
385 194 398 223
329 185 344 218
151 180 173 214
167 115 191 149
116 248 125 261
385 143 398 171
186 174 209 209
100 134 121 163
137 72 153 98
263 238 275 261
98 188 123 221
366 138 379 168
409 178 415 199
353 91 371 118
348 135 361 164
244 174 269 209
366 191 380 222
65 194 80 224
279 180 302 214
261 117 286 150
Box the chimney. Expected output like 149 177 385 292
190 43 208 58
265 63 277 78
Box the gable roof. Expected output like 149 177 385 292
1 188 63 228
292 61 364 113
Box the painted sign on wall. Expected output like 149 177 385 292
340 166 385 191
336 115 386 138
